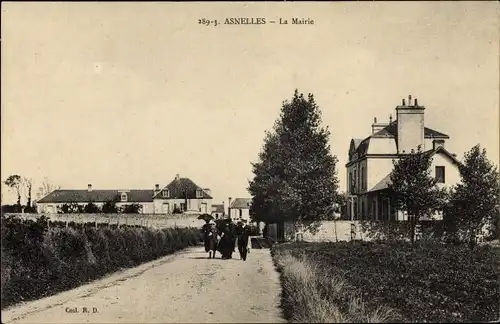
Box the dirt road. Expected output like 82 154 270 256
2 246 285 323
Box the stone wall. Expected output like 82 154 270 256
265 220 369 242
3 213 203 229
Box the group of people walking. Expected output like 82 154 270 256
201 218 251 261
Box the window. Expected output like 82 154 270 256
121 193 127 202
196 189 203 198
435 166 445 183
162 189 169 198
348 172 353 193
353 169 357 192
361 166 365 190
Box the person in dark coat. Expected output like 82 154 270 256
218 220 238 259
227 220 237 253
201 221 219 258
201 220 212 253
236 221 251 261
217 226 232 259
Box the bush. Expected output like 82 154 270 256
272 241 500 323
121 204 142 214
1 215 200 309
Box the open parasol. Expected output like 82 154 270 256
197 213 214 222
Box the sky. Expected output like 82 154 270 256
1 2 499 206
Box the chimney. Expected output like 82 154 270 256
389 114 393 123
88 184 92 192
371 116 389 134
203 188 211 196
433 139 445 150
154 184 160 194
175 174 180 180
396 95 425 154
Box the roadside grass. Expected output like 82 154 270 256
272 241 500 323
272 246 398 323
1 215 202 309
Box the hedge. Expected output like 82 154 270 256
1 215 202 309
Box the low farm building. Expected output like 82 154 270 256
36 174 213 214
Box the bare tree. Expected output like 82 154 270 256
23 177 33 208
39 177 61 196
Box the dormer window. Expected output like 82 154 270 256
162 189 170 198
196 189 203 198
121 193 128 202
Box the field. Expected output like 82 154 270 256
1 215 202 309
272 240 500 323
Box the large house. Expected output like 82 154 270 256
345 95 461 221
36 174 213 214
229 198 252 222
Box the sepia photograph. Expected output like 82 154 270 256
1 1 499 323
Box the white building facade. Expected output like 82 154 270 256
36 174 213 215
346 96 461 221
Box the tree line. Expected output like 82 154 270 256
55 201 143 214
2 176 60 213
248 89 499 245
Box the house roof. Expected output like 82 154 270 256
37 189 155 203
349 120 450 161
230 198 252 209
423 146 462 165
371 120 449 139
153 177 213 199
211 204 225 213
368 146 461 193
352 139 363 149
369 173 392 192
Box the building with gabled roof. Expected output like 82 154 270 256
345 95 461 221
211 204 225 219
152 174 212 214
36 173 212 214
229 197 252 222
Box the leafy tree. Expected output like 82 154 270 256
102 200 118 214
84 202 101 213
4 175 22 208
334 191 348 220
389 146 447 243
449 145 500 247
60 202 84 214
248 90 339 234
121 204 142 214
